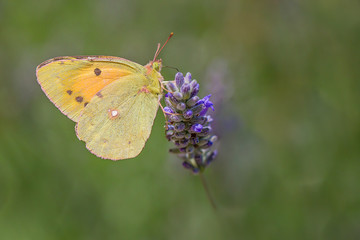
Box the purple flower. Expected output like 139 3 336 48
197 95 215 116
163 71 218 174
190 123 203 133
197 95 214 111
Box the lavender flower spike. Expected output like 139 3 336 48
164 72 218 173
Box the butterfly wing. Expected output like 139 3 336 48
36 56 144 122
75 73 160 160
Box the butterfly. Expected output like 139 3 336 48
36 33 173 160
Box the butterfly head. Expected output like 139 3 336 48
152 59 162 72
145 59 162 72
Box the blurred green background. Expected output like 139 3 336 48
1 0 360 239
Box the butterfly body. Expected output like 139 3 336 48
36 56 163 160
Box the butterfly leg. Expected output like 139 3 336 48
159 80 176 94
158 99 171 129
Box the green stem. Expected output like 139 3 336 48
199 171 217 211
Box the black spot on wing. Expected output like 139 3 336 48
96 92 103 98
94 68 101 76
76 96 83 103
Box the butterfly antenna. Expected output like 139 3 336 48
153 32 174 61
153 43 161 61
163 65 180 72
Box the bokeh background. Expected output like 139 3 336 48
1 0 360 239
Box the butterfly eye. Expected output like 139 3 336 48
152 61 162 72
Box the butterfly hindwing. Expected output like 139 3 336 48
36 56 144 122
75 73 160 160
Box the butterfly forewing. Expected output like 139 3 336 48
36 56 144 122
75 73 160 160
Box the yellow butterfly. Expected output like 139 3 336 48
36 34 173 160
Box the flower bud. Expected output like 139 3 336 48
190 80 198 89
176 102 186 111
164 106 174 115
198 126 211 137
199 140 213 149
184 72 192 83
193 116 207 125
210 135 218 143
205 150 218 165
165 130 174 137
186 96 200 107
175 132 186 139
167 93 179 105
166 82 178 92
169 148 181 154
190 84 199 98
173 92 183 101
195 154 203 166
185 133 191 140
181 83 191 100
190 137 199 145
169 114 182 122
179 147 187 153
191 104 205 116
174 122 185 132
175 72 184 88
179 139 189 148
165 97 176 109
167 124 175 131
182 161 194 170
183 110 193 119
197 139 209 147
186 145 194 153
